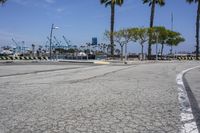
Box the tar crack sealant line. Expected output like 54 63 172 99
176 66 200 133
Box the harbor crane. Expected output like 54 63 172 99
54 36 61 47
12 38 22 54
62 36 71 49
54 36 69 49
47 36 56 49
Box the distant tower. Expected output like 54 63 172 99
171 12 173 31
32 44 35 56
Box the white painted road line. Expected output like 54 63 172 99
176 66 200 133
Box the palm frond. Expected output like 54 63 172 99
156 0 165 6
116 0 124 6
143 0 151 4
142 0 165 6
0 0 7 4
100 0 123 7
186 0 198 3
100 0 109 4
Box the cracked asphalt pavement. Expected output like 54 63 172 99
0 61 199 133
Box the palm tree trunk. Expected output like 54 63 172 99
141 44 144 60
120 45 123 61
161 43 164 59
148 0 156 60
110 3 115 56
150 0 156 28
196 1 200 60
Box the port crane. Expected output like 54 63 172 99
53 36 62 48
47 36 56 49
62 36 71 49
12 38 22 54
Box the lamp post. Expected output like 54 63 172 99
49 24 59 60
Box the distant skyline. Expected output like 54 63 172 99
0 0 197 54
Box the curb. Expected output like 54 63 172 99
59 60 111 65
58 60 94 64
93 61 110 65
176 66 200 133
176 57 200 61
0 56 48 61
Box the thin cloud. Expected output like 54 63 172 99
45 0 55 4
56 8 65 13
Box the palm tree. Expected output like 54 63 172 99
186 0 200 60
100 0 124 56
0 0 7 5
142 0 165 59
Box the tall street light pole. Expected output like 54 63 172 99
49 24 59 60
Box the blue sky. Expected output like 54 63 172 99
0 0 197 54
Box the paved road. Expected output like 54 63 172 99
0 61 199 133
184 67 200 131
